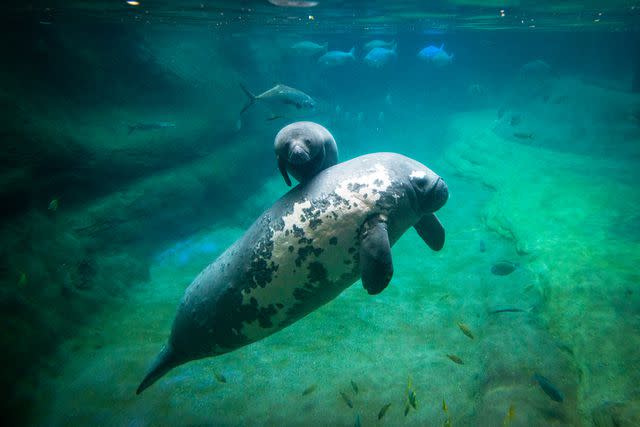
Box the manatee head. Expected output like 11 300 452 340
274 121 338 186
407 166 449 214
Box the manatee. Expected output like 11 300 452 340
274 121 338 186
136 153 448 394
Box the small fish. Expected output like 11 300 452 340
364 46 397 68
457 322 474 339
408 389 417 409
513 132 534 139
48 198 59 212
533 373 564 402
318 47 356 68
503 403 516 426
214 372 227 383
354 413 361 427
350 380 359 394
302 384 317 395
18 272 28 287
290 41 327 57
491 261 518 276
404 402 410 416
446 354 464 365
240 83 316 116
479 240 486 252
490 308 526 314
127 122 175 134
443 400 452 427
417 43 454 67
340 391 353 408
364 39 396 53
268 0 318 7
378 403 391 420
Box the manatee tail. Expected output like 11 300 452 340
136 344 179 395
240 83 257 114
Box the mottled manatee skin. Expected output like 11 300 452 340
140 153 447 391
274 121 338 185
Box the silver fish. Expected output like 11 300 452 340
240 84 316 117
291 41 327 57
363 39 396 53
317 47 355 68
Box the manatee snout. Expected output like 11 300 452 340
288 142 311 165
427 177 449 212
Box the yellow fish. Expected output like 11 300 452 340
503 404 515 426
457 322 474 339
443 399 452 427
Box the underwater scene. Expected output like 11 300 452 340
2 0 640 426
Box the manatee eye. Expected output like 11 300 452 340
413 176 429 190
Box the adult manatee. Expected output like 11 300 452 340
136 153 449 394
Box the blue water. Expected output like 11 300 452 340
1 1 639 426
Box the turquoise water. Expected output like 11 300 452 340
1 1 640 426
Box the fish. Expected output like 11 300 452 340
350 380 359 394
18 272 28 287
214 372 227 383
479 239 486 252
354 414 361 427
377 403 391 420
513 132 534 140
405 376 417 410
268 0 318 7
443 399 452 427
363 39 396 53
408 389 417 409
127 122 175 134
317 47 356 68
446 354 464 365
240 83 316 117
491 261 518 276
302 384 317 395
489 308 526 314
364 46 397 68
404 403 410 416
48 198 59 212
417 43 454 67
291 41 327 57
340 391 354 408
503 403 516 426
457 322 474 339
533 373 564 402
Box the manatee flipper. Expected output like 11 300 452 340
359 216 393 295
277 155 292 186
414 213 445 251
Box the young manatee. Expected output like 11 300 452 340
135 153 448 394
274 121 338 186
